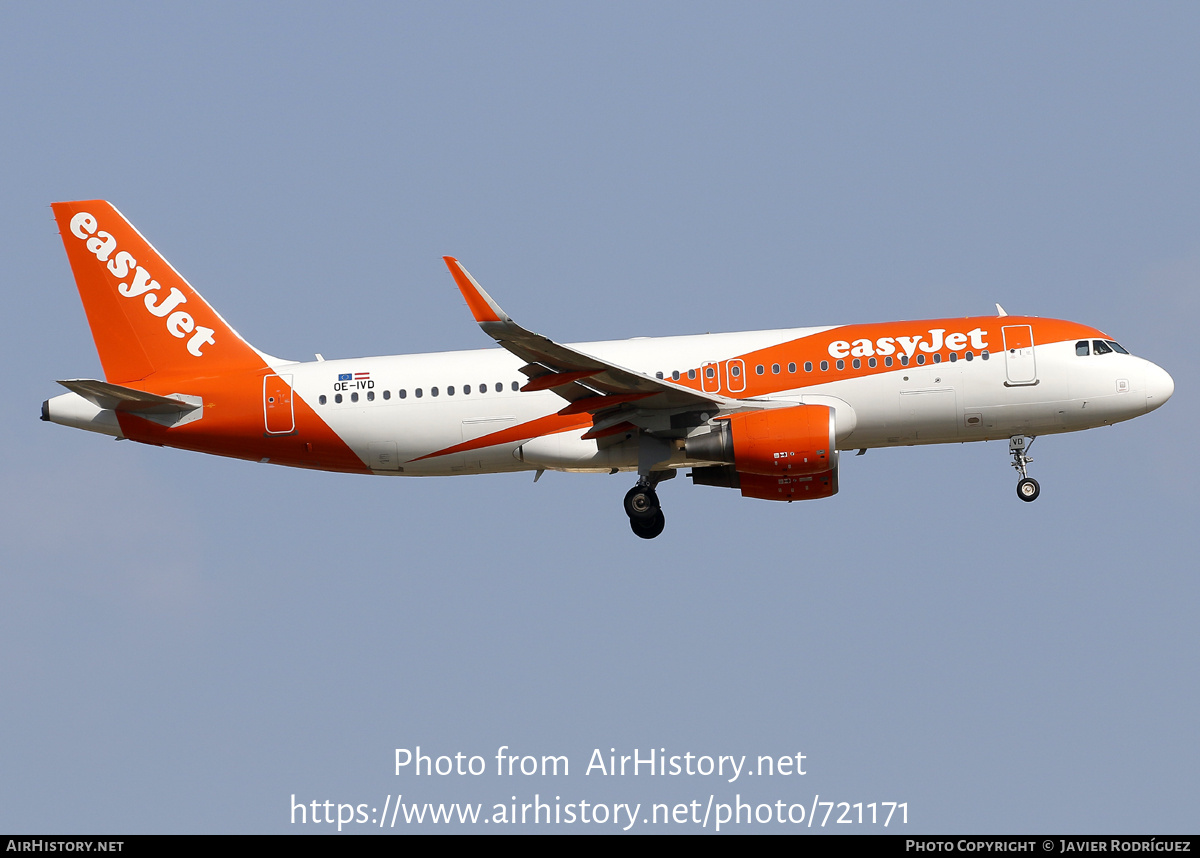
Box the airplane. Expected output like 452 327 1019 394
42 200 1174 539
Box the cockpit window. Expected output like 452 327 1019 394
1076 341 1090 356
1105 340 1129 355
1092 340 1113 355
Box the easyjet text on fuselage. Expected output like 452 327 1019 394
826 327 989 360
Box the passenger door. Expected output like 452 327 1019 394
1002 325 1038 385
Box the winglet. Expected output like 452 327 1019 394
995 303 1008 317
443 257 511 324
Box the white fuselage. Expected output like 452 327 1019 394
272 328 1169 476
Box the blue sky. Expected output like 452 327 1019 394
2 2 1196 833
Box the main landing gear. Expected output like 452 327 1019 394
1009 435 1040 502
624 476 667 539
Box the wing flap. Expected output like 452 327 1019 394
520 370 602 392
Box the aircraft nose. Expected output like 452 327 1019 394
1144 362 1174 413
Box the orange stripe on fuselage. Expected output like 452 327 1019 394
661 316 1108 397
115 371 371 473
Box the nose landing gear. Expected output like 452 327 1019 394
624 475 667 539
1009 436 1040 502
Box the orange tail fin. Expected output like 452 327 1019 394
51 200 268 384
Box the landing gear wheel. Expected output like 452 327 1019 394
1008 436 1041 503
1017 477 1040 502
623 485 660 521
630 510 666 539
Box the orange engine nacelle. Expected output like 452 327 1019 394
685 404 838 476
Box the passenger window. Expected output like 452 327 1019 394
730 365 741 378
900 355 909 366
916 355 926 365
447 386 454 396
399 389 407 399
464 384 471 394
885 356 893 367
672 371 680 381
367 390 375 401
705 367 715 379
788 362 796 373
495 382 503 392
656 371 663 379
981 350 990 360
836 359 845 370
852 358 860 369
335 393 342 404
965 351 973 361
383 390 391 400
478 383 486 393
804 361 812 372
868 357 877 368
1093 340 1113 355
351 392 359 403
319 394 327 405
771 363 780 374
949 353 957 362
415 389 423 398
820 360 829 371
755 365 764 375
933 353 941 364
1076 341 1090 356
688 369 697 380
512 381 519 391
431 387 439 397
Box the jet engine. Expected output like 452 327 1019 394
686 404 839 502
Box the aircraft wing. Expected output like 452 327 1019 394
444 257 749 437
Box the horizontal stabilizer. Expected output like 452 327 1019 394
56 379 199 415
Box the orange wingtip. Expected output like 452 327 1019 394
443 256 503 324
